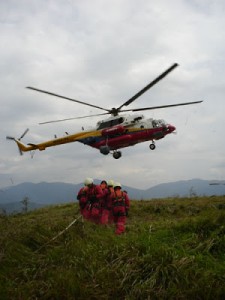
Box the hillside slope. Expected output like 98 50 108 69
1 196 225 299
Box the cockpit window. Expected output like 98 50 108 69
152 120 159 128
158 119 166 126
152 119 166 128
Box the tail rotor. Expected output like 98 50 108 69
6 128 29 155
18 128 29 140
6 136 15 141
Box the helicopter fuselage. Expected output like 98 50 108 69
81 114 176 153
11 114 176 159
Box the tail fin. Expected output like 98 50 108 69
6 138 31 155
15 140 32 154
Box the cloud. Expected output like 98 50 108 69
1 0 225 189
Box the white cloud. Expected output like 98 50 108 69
1 0 225 189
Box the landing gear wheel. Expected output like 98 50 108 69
149 143 156 150
113 151 122 159
100 145 110 155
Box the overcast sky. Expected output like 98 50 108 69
1 0 225 190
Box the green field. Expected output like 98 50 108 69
1 196 225 299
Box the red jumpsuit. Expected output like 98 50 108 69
77 186 90 219
99 182 109 225
111 189 130 235
85 184 104 224
100 185 115 225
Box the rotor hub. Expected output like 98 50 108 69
111 108 119 116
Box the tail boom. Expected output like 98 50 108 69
14 130 99 153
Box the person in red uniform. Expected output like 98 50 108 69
84 177 104 224
77 183 89 220
99 180 109 224
111 182 130 235
100 179 115 225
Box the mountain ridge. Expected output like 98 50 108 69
1 179 225 213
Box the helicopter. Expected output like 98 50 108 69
7 63 203 159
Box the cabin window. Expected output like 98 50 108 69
97 117 124 129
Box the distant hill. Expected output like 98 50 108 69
0 201 44 215
1 179 225 213
0 182 81 214
143 179 225 199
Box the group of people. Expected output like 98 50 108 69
77 178 130 235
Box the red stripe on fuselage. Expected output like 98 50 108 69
88 127 170 150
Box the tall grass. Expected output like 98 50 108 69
0 196 225 299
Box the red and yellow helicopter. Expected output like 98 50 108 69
7 63 203 159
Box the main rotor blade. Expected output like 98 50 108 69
120 100 203 112
26 87 110 113
117 63 179 111
39 112 110 125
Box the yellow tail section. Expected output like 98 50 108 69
11 129 102 154
16 140 36 152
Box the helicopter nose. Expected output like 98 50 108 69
167 124 176 132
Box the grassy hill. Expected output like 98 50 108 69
1 196 225 299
